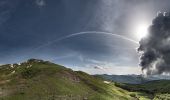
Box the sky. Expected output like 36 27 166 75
0 0 170 75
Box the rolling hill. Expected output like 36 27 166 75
0 59 170 100
0 59 139 100
116 80 170 100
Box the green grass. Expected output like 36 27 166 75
1 59 169 100
115 80 170 100
0 59 137 100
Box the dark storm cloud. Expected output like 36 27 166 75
138 12 170 75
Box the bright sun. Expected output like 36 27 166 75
135 24 148 40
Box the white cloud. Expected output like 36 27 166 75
67 58 141 75
36 0 46 7
72 65 141 75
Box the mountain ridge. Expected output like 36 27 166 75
95 74 170 84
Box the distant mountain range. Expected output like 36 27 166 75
95 74 170 84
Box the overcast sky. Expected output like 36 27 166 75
0 0 170 75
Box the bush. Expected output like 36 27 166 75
21 67 40 79
130 93 136 98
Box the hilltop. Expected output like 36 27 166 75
0 59 137 100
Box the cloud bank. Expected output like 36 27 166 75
138 12 170 75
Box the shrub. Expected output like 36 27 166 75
21 67 40 79
130 93 136 98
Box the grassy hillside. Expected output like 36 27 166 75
0 59 140 100
116 80 170 100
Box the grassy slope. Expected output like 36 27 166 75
116 80 170 100
0 59 140 100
